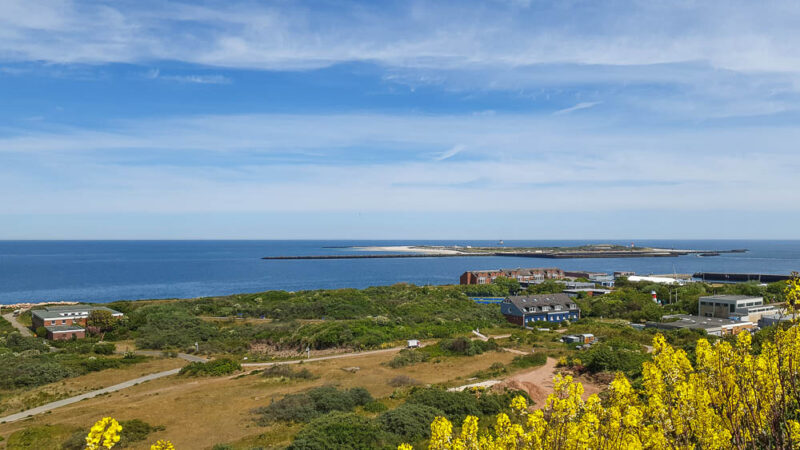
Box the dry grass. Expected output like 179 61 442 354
0 358 185 416
0 349 517 449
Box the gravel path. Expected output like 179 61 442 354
2 313 32 337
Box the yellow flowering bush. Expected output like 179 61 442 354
406 278 800 449
84 417 175 450
85 417 122 450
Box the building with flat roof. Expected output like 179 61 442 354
698 295 764 319
645 314 754 336
45 325 86 341
563 288 612 298
500 293 580 326
31 305 123 340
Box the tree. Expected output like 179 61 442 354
87 309 115 332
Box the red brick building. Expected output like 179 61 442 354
460 268 564 285
31 305 123 340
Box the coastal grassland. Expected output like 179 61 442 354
0 345 519 449
0 356 185 415
101 284 507 355
0 334 154 393
0 316 16 338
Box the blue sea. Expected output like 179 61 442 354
1 240 799 304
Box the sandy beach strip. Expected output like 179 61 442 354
350 245 465 255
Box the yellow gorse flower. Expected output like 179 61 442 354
85 417 122 450
150 440 176 450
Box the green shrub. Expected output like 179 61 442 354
92 343 116 355
387 349 430 368
579 341 650 377
288 412 386 450
7 424 79 450
0 355 76 389
262 364 315 380
405 388 482 423
256 386 373 424
5 333 49 353
117 419 165 447
363 400 389 413
432 337 498 357
179 358 241 377
378 403 443 441
511 352 547 369
35 326 47 338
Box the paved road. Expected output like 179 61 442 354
2 313 32 337
0 368 182 424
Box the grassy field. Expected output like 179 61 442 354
0 346 518 449
0 357 186 415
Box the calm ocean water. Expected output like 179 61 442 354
1 240 799 304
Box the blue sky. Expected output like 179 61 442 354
2 0 800 239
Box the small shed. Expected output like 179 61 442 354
561 335 581 344
407 339 420 348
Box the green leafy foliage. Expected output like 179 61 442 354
106 284 506 353
261 364 316 380
256 386 374 424
130 305 219 350
4 333 49 353
288 412 387 450
387 349 430 368
423 337 498 357
378 403 443 442
511 352 548 369
179 358 241 376
577 339 650 378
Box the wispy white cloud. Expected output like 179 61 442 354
144 68 231 84
434 144 464 161
1 0 800 74
0 112 798 216
553 102 600 116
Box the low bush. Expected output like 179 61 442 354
422 337 498 358
4 333 49 353
363 400 389 413
288 412 387 450
179 358 241 377
387 349 430 368
261 364 316 380
405 388 482 423
511 352 548 369
92 342 116 355
117 419 166 447
378 403 443 442
256 386 374 424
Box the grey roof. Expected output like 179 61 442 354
700 295 761 301
646 314 752 331
506 293 575 309
45 325 85 333
32 305 122 320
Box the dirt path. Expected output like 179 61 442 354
495 357 604 407
2 312 32 337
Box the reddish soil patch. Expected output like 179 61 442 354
493 357 605 407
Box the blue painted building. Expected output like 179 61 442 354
500 294 580 326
